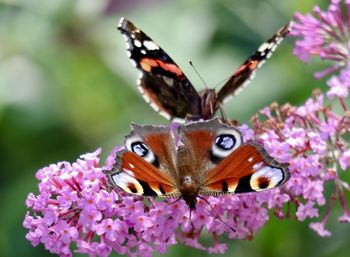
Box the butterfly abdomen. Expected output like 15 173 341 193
175 144 200 209
179 175 199 210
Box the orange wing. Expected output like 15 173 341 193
200 143 289 195
105 124 180 198
178 118 243 172
106 150 179 197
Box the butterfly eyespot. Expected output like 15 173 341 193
257 177 270 189
126 139 158 165
210 129 242 161
250 166 284 191
215 134 236 150
127 183 138 193
131 141 149 157
111 173 144 195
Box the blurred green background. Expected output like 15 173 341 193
1 0 349 257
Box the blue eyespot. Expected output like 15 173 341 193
215 134 236 150
131 142 149 157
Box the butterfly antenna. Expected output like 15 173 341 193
213 75 232 90
189 60 208 90
197 196 236 232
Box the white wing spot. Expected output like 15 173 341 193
159 111 171 120
137 86 144 93
134 39 142 48
118 18 125 28
257 60 266 68
222 94 234 104
122 35 129 42
163 77 174 87
142 94 151 103
233 87 244 96
252 162 264 171
258 42 269 52
150 102 160 112
143 40 159 50
123 169 134 176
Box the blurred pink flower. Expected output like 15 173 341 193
291 0 350 67
309 222 332 237
327 63 350 99
339 149 350 170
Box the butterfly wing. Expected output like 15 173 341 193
200 142 289 195
105 124 180 197
178 118 289 195
216 23 291 104
178 118 243 174
118 18 201 120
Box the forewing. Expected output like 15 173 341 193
118 18 201 120
200 142 289 195
216 23 291 104
178 118 243 177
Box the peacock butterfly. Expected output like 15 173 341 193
118 18 290 121
104 118 290 210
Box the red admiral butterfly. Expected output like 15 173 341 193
104 118 290 210
118 18 290 121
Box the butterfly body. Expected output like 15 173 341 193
118 18 290 121
197 89 217 120
175 144 202 209
105 119 290 210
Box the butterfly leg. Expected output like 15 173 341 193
165 196 183 207
217 104 240 126
218 104 229 122
144 196 156 208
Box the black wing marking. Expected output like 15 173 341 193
118 18 201 120
216 23 291 104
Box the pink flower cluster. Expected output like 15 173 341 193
250 90 350 237
23 89 350 256
292 0 350 100
291 0 350 65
